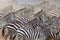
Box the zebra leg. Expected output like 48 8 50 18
8 27 17 40
4 33 9 40
10 34 13 40
2 25 6 37
8 29 16 40
13 34 16 40
2 26 9 40
10 32 16 40
16 34 25 40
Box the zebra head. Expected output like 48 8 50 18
34 9 49 22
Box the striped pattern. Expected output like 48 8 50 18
2 17 45 40
2 17 28 40
1 10 41 40
2 10 60 40
2 17 56 40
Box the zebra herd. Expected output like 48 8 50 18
0 7 60 40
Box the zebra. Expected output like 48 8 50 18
2 19 35 40
2 15 29 40
34 9 49 22
16 23 59 40
2 16 59 40
55 17 60 40
2 16 46 40
2 10 60 40
1 8 31 40
34 10 49 29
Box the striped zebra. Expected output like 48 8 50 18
2 20 37 40
2 18 59 40
2 16 46 40
2 17 58 40
2 16 29 40
10 23 47 40
16 24 58 40
2 11 59 40
2 16 53 40
45 23 60 40
34 9 49 22
50 17 60 40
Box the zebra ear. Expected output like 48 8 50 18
3 12 16 23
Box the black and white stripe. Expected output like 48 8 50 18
2 15 57 40
2 17 28 40
2 17 44 40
